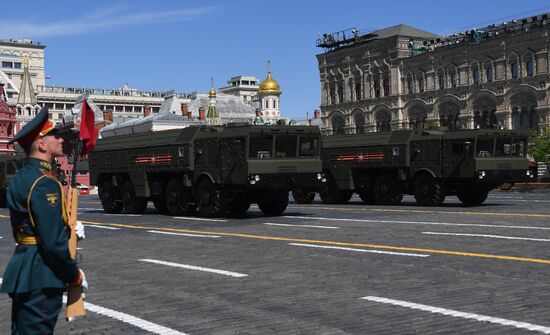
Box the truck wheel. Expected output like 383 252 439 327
458 191 488 206
291 188 315 204
98 181 123 214
121 180 148 214
258 190 288 216
319 175 352 204
196 179 227 217
413 175 445 206
374 174 403 205
228 193 250 216
165 179 195 216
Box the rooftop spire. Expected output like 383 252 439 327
17 55 37 105
208 77 216 98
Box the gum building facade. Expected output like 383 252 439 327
317 16 550 135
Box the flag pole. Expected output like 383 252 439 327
65 102 86 320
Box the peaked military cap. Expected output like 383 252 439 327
9 107 59 153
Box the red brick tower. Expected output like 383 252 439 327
0 82 17 156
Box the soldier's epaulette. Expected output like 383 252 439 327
39 168 59 180
39 161 53 170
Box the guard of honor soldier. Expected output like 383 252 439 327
0 108 87 334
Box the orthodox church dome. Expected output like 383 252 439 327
259 61 281 95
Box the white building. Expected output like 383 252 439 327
0 39 45 93
218 75 259 102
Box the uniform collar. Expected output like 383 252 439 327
26 157 54 171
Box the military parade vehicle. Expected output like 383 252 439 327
0 150 26 208
89 124 324 217
303 128 534 206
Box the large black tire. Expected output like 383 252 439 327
413 175 445 206
258 190 289 216
121 180 148 214
373 174 403 205
165 179 195 216
319 175 352 204
196 179 227 217
458 190 488 206
291 188 315 204
98 180 123 214
228 193 251 216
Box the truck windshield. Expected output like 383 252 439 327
299 135 319 157
495 138 512 157
476 138 494 158
249 135 273 159
496 137 526 157
275 135 297 158
512 138 527 157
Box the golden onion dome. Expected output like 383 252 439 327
209 78 216 97
209 87 216 98
259 61 281 95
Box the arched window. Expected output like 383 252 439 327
526 59 534 77
375 110 392 132
374 74 381 98
509 53 519 79
407 75 414 94
436 68 445 90
382 77 390 96
486 67 493 82
329 85 336 104
418 78 424 92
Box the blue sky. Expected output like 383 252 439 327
1 0 549 118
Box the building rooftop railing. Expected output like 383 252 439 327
409 13 550 56
319 13 550 54
316 27 378 50
36 85 192 99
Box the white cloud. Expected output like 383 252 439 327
0 6 217 39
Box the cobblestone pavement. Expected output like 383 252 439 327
1 191 550 334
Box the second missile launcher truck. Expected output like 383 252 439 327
312 128 533 206
89 124 324 217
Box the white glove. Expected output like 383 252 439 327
76 220 85 240
79 269 88 291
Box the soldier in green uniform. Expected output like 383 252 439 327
0 108 87 334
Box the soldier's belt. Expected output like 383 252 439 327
16 233 41 245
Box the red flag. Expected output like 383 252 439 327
79 99 99 154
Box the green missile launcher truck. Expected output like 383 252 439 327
89 124 324 217
0 151 26 208
313 128 534 206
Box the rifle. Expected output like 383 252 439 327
64 133 86 320
61 95 100 320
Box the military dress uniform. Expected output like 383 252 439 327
0 108 82 334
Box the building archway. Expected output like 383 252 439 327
472 94 497 129
509 88 538 129
437 100 461 129
374 109 391 132
329 111 346 135
406 105 428 129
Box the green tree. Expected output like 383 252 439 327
529 129 550 164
